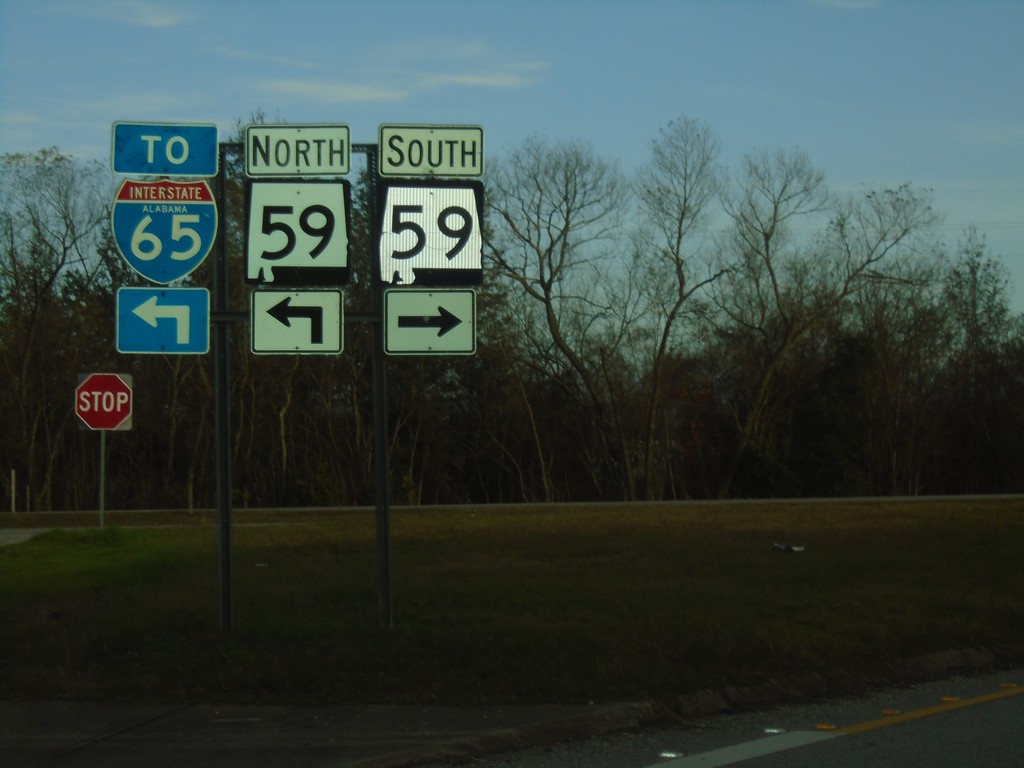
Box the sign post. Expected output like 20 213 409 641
109 118 222 623
369 125 484 626
75 373 133 526
100 121 484 631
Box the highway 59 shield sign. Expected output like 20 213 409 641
111 179 217 284
246 180 351 286
377 180 483 286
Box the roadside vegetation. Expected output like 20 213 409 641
2 498 1022 705
3 115 1023 512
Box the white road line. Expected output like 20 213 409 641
646 730 841 767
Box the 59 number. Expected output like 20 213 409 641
259 205 335 260
388 205 474 260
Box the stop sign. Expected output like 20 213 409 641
76 373 133 431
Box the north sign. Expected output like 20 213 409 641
112 179 217 284
76 373 133 431
377 180 483 286
384 289 475 355
251 290 343 354
112 122 218 177
246 180 351 285
116 287 210 354
246 124 350 177
378 125 483 177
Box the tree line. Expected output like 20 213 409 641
3 116 1023 511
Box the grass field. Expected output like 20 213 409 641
1 498 1022 706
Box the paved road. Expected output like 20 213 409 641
2 700 653 768
420 668 1024 768
0 528 49 547
704 691 1024 768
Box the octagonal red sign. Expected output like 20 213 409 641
76 373 133 431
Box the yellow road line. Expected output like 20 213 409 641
840 686 1024 736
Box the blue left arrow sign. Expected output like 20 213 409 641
117 288 210 354
112 122 218 177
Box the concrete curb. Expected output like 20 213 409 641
344 646 1024 767
341 701 660 768
672 645 1024 720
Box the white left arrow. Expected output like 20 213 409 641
133 295 190 344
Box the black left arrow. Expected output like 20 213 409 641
268 296 323 343
398 306 462 337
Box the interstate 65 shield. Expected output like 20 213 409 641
111 179 218 284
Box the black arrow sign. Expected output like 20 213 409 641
398 305 462 337
268 296 324 343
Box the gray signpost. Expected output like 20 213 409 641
75 372 133 528
110 119 482 633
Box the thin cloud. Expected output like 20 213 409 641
210 46 318 71
370 37 548 93
254 56 543 107
256 79 408 104
373 38 494 64
417 70 535 89
56 0 190 27
0 112 40 126
86 92 191 118
807 0 882 9
950 120 1024 147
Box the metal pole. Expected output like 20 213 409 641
355 143 392 628
373 271 392 628
98 430 106 528
213 143 235 634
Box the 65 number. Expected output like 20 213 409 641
131 214 202 261
389 205 473 260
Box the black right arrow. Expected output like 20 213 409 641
268 296 324 343
398 306 462 337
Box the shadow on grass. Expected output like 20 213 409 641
1 499 1022 704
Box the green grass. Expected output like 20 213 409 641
1 499 1022 705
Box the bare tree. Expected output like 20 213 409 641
938 228 1023 491
708 147 938 496
1 149 114 509
486 136 631 498
630 116 725 497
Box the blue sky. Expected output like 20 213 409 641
2 0 1023 310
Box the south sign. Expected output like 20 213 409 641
378 125 483 178
111 179 218 284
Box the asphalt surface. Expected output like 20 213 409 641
2 699 657 768
415 669 1023 768
7 674 1022 768
0 528 51 547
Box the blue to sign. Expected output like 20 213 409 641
112 179 217 284
112 122 218 177
117 287 210 354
